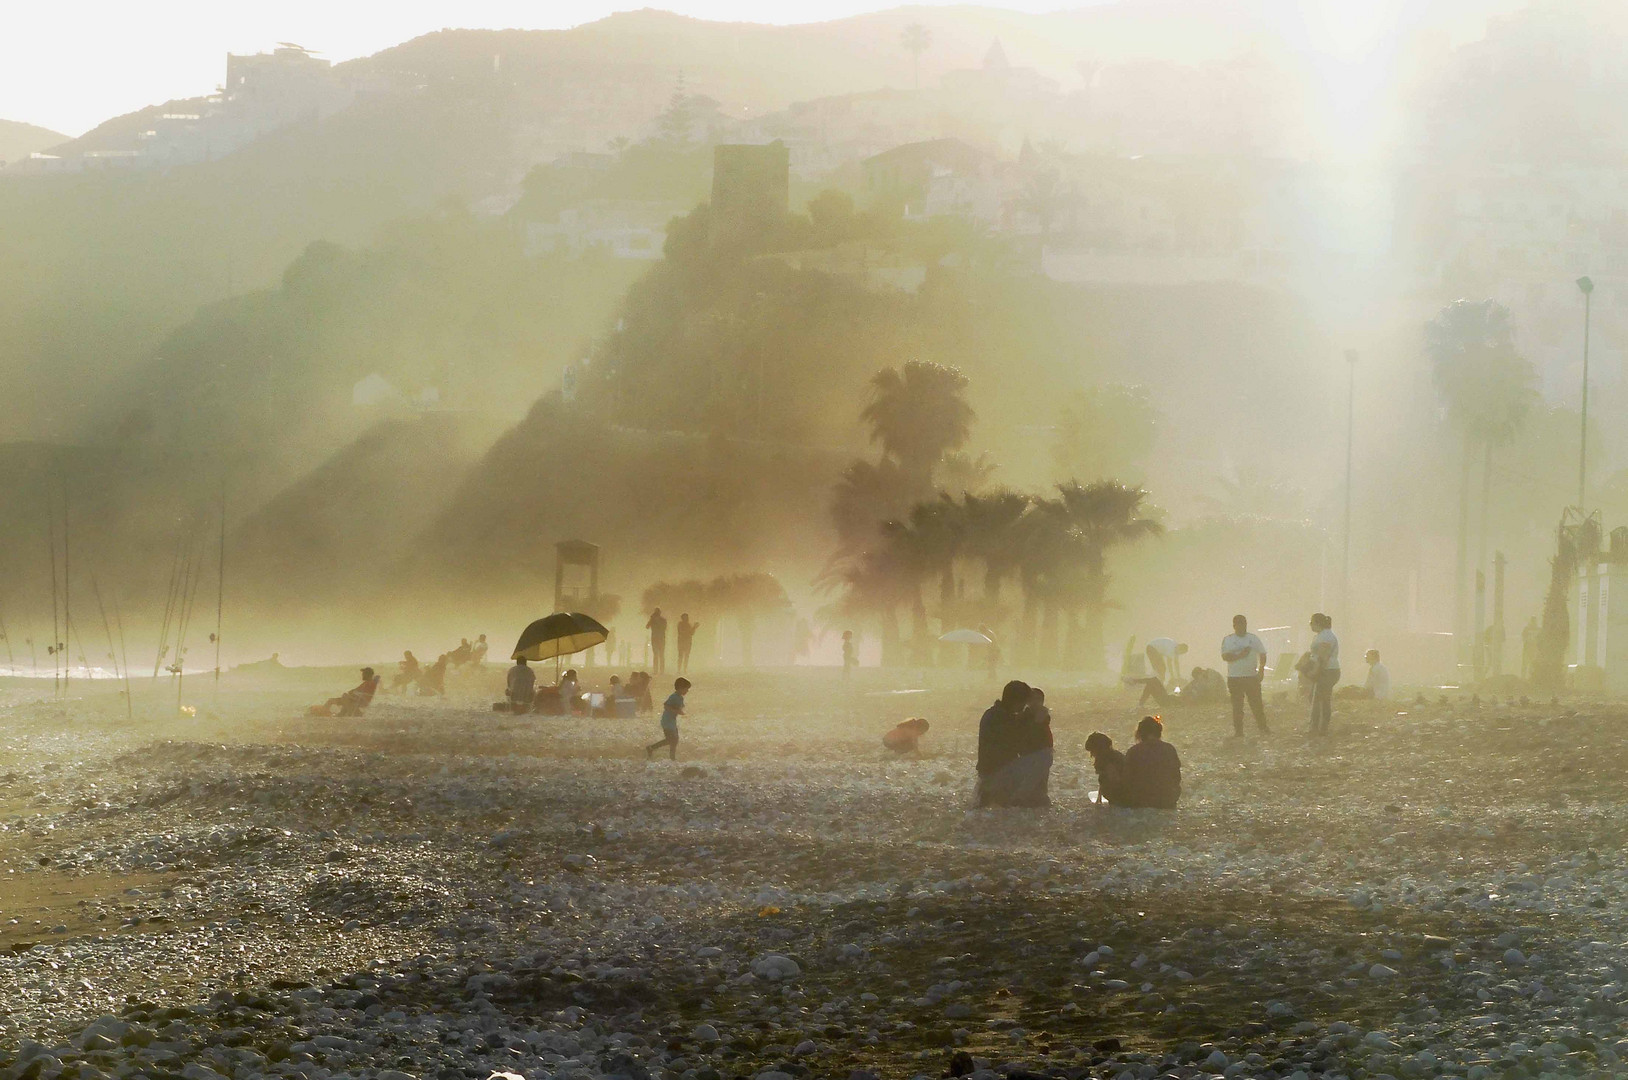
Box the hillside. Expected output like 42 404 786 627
0 119 66 165
0 1 1308 447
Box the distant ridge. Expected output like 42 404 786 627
0 119 68 164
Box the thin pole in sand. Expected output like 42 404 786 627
0 603 14 676
47 491 60 696
61 473 71 696
114 601 133 721
153 532 185 680
174 531 206 713
92 575 119 684
214 478 226 690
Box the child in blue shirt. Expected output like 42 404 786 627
646 677 690 760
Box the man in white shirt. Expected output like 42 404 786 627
1308 613 1340 735
1221 614 1270 736
1363 649 1391 701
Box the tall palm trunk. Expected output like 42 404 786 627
1040 601 1059 668
1453 432 1473 667
1020 586 1038 665
739 612 756 668
880 606 900 667
911 589 930 667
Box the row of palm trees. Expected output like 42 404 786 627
823 480 1161 669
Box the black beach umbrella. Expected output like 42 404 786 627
511 612 610 662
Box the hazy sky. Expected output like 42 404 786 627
7 1 1073 137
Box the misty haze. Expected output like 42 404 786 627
3 2 1628 1078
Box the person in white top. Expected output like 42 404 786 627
1362 649 1391 701
1137 637 1189 706
1308 613 1340 735
1220 614 1270 736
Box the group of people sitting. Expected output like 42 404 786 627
1084 717 1182 809
883 680 1181 812
503 658 654 716
974 680 1056 808
388 635 489 697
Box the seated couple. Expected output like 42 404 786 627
975 680 1054 808
1084 716 1182 809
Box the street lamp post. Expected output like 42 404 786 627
1578 275 1594 509
1342 349 1357 620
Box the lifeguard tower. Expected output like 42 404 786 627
555 540 600 612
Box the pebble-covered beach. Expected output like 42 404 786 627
2 667 1626 1080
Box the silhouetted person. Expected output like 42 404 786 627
646 677 689 760
470 634 489 667
646 608 668 675
1521 616 1539 681
842 630 857 679
417 654 448 696
1308 612 1340 735
506 656 535 711
883 717 930 754
1084 731 1127 806
1362 648 1390 700
1121 715 1181 809
310 667 380 717
676 613 699 674
1145 637 1187 684
975 680 1052 808
390 650 420 693
559 668 580 713
450 638 473 667
1221 614 1269 736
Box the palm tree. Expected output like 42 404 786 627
879 497 964 664
1030 481 1163 670
861 361 975 494
900 23 932 90
820 546 907 666
707 572 790 668
829 457 916 559
1427 299 1538 665
954 490 1032 609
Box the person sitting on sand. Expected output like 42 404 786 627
449 638 474 667
883 717 930 754
417 654 449 696
1180 666 1227 704
559 669 581 713
626 671 654 713
597 675 624 715
309 667 381 717
390 650 420 693
1339 649 1392 701
1084 732 1128 806
1120 715 1182 809
506 656 535 711
975 681 1054 808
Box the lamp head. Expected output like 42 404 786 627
1578 276 1595 295
1344 349 1359 365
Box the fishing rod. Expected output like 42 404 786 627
47 491 60 696
0 601 13 677
114 600 133 721
153 531 186 680
213 478 225 690
174 529 208 712
92 575 119 683
61 473 70 695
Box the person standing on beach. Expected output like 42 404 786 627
1308 613 1341 735
842 630 857 679
675 613 698 675
1221 614 1269 736
646 608 668 675
646 677 689 760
